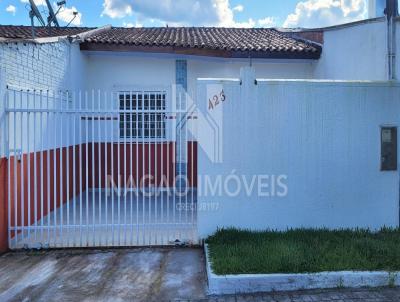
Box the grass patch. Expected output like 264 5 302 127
206 228 400 275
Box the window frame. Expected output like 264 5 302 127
115 86 171 142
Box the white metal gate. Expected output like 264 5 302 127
5 87 198 249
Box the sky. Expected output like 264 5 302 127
0 0 371 29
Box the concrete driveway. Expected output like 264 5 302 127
0 248 206 302
3 248 400 302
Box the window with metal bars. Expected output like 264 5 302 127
119 91 166 139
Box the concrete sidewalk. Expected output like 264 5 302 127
0 248 206 302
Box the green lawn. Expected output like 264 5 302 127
206 228 400 275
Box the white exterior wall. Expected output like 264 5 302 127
83 53 315 146
187 58 313 97
84 54 176 90
84 52 314 93
197 76 400 237
313 20 388 80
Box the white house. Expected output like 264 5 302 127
0 4 399 250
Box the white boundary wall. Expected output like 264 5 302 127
0 41 87 158
197 70 400 238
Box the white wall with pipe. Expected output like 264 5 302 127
313 19 388 80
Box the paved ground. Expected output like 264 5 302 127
0 248 206 302
1 248 400 302
12 191 197 249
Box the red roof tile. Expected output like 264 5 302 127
0 25 93 40
82 27 321 59
0 25 322 59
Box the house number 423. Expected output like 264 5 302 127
208 90 226 111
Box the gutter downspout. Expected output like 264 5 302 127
386 0 398 80
387 14 396 80
386 1 400 228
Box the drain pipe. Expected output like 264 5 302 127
386 0 398 80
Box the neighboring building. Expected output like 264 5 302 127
0 13 399 251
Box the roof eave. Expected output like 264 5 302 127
80 42 321 60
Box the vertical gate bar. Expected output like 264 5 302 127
72 91 76 247
124 92 127 245
111 91 115 246
170 108 174 244
175 91 179 242
66 91 70 247
148 93 151 245
59 90 64 246
160 95 164 244
19 90 23 246
6 90 11 247
6 89 11 248
85 91 89 246
191 110 195 239
177 91 181 242
53 90 57 247
22 91 27 244
91 90 95 246
155 94 158 246
181 92 185 236
33 91 37 242
9 90 13 248
39 91 44 243
53 90 57 246
21 90 24 246
14 90 18 247
187 105 190 229
97 90 102 246
57 90 61 246
161 92 168 245
167 94 170 243
184 91 187 237
142 94 145 245
173 102 176 242
186 97 189 229
26 90 30 244
130 91 134 246
79 91 83 247
179 90 182 239
117 92 121 246
185 95 188 228
135 92 139 245
46 91 50 245
179 90 183 240
166 105 170 244
194 109 198 242
104 91 108 247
